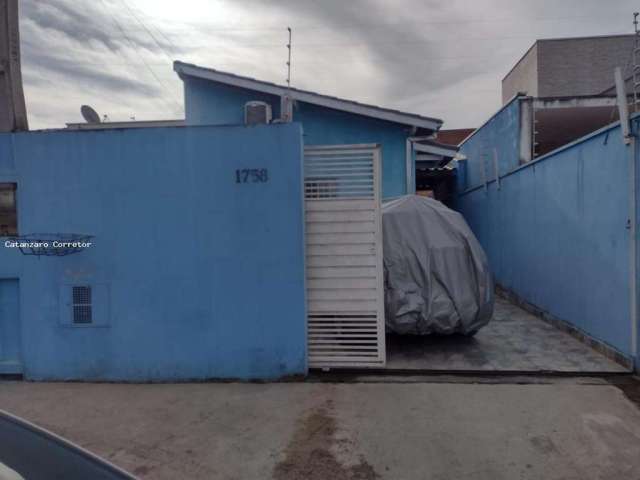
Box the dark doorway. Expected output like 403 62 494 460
415 167 456 207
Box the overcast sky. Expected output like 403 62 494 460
19 0 640 130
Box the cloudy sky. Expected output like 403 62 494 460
19 0 640 130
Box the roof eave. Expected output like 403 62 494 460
412 141 458 158
174 61 442 131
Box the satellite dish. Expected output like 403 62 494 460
80 105 101 124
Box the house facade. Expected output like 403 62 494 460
0 61 448 381
174 61 443 199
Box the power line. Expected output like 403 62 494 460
117 0 183 111
119 0 174 62
86 30 630 49
97 0 182 116
120 13 633 32
139 16 182 58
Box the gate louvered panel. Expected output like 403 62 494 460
304 145 385 368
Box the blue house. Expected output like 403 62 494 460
0 59 451 381
173 61 444 199
3 56 639 379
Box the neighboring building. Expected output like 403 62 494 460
413 131 473 205
174 61 443 198
413 139 458 205
495 34 638 160
436 128 475 146
502 34 635 103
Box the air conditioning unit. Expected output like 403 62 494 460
244 101 272 125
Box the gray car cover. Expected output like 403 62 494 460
383 195 493 335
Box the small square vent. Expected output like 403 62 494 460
72 286 92 324
244 101 272 125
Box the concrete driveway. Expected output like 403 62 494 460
0 378 639 479
386 297 629 373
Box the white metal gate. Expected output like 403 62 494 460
304 144 386 368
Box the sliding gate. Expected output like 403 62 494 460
304 144 386 368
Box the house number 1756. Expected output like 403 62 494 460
235 168 268 183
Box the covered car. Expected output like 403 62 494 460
382 195 493 335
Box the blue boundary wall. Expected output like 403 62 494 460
183 76 414 199
457 96 524 192
458 111 638 365
0 123 307 380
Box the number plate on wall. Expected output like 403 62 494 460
235 169 268 183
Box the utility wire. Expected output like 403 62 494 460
143 17 182 58
124 13 633 32
98 0 182 116
118 0 185 112
73 30 632 49
61 52 542 65
119 0 175 62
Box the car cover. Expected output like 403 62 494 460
382 195 493 335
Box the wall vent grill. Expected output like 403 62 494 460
72 286 92 324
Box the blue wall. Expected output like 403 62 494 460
458 97 523 192
0 123 307 381
183 76 414 199
184 76 282 126
458 120 635 360
0 280 21 374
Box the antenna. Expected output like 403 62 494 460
633 12 640 111
286 27 292 87
80 105 101 124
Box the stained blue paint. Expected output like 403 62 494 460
0 279 21 374
457 97 522 192
458 118 635 360
182 76 415 199
0 123 307 380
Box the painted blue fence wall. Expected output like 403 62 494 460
458 120 634 359
0 123 307 380
458 97 523 192
182 76 413 198
0 280 21 373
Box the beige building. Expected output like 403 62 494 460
502 34 635 103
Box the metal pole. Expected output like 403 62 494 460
286 27 292 87
633 13 639 112
0 0 28 132
616 67 631 144
405 138 413 194
630 133 638 358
